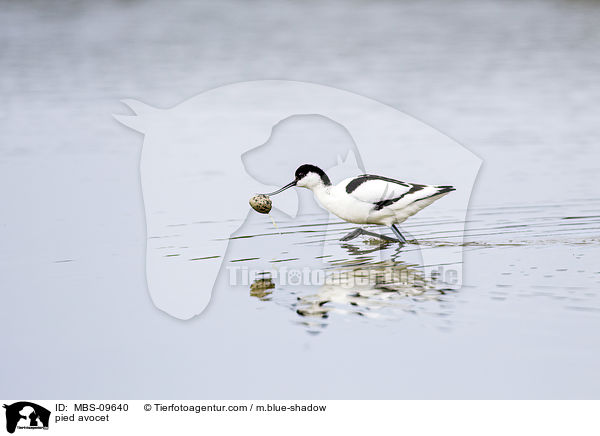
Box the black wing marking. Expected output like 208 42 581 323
373 183 426 210
373 185 455 211
345 174 410 194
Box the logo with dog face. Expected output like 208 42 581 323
3 402 50 433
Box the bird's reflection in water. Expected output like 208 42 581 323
248 242 456 334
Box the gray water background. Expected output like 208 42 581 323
1 0 599 398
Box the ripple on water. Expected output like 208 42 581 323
168 200 600 333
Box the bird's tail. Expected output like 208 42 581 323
435 185 456 194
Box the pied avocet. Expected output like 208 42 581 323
265 164 455 244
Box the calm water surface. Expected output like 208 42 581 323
1 0 599 398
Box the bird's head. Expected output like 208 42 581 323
264 164 331 196
294 164 331 189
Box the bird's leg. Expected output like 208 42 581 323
359 229 399 242
339 228 364 241
340 227 399 243
390 224 408 244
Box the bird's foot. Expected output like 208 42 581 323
360 229 401 243
340 228 401 243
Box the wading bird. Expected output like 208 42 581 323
265 164 455 244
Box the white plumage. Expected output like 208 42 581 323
265 164 455 244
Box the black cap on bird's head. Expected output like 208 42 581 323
294 164 328 182
264 164 331 196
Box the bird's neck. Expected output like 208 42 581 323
310 183 332 203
